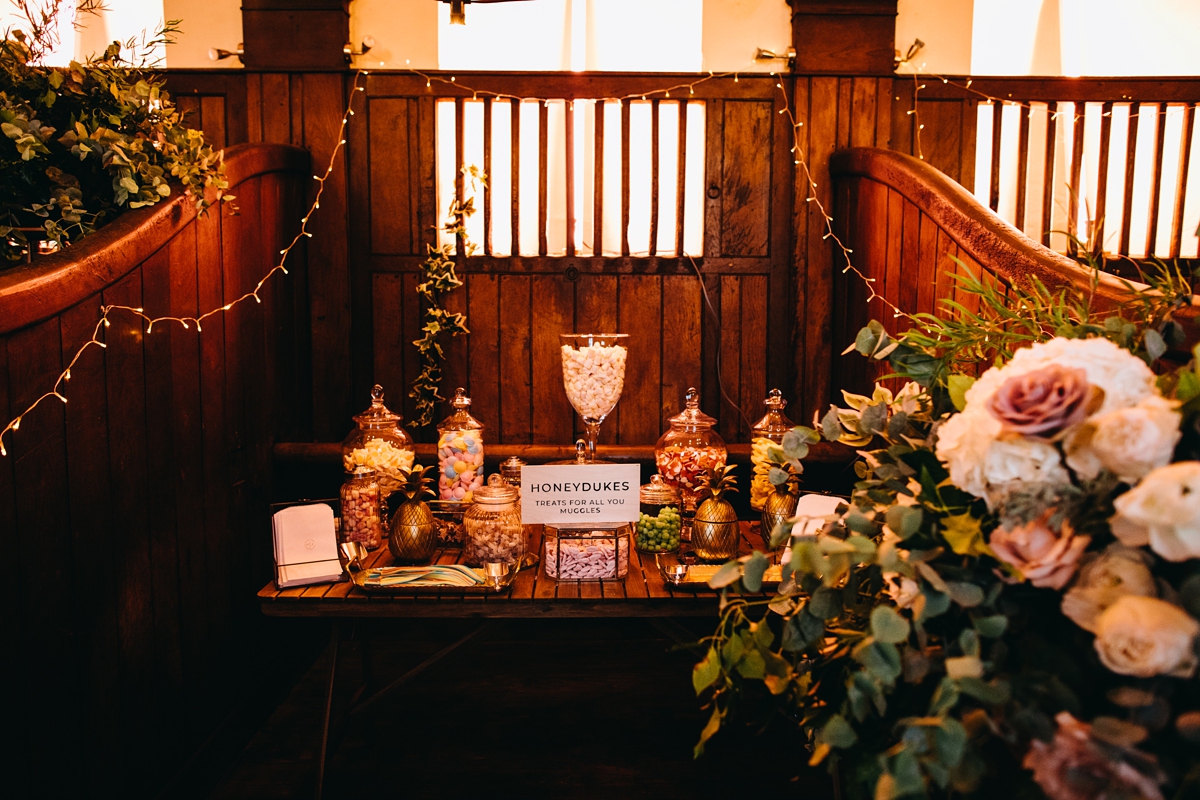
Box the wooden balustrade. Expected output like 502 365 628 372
892 76 1200 261
829 146 1200 394
0 143 311 795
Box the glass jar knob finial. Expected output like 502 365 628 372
685 387 699 407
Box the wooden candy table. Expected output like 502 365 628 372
258 521 772 797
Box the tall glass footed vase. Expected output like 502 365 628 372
560 333 629 463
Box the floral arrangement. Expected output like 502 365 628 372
0 1 229 264
695 266 1200 799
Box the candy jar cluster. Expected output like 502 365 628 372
342 385 415 509
437 388 485 502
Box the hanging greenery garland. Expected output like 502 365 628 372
409 166 484 428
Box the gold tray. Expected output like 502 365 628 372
349 553 538 595
656 554 782 590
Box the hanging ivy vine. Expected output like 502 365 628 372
409 166 484 427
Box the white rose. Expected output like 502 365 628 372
1111 461 1200 562
883 573 920 609
1061 544 1157 632
1067 395 1181 483
936 407 1070 508
1094 595 1200 678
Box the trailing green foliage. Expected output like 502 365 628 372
408 166 483 427
0 4 230 263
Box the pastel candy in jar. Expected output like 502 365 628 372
436 387 485 503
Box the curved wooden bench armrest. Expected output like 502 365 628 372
829 147 1200 336
0 143 311 335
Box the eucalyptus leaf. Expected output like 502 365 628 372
693 647 721 695
742 551 770 593
871 606 912 644
972 614 1008 638
935 717 967 769
956 677 1010 705
707 561 743 589
1144 329 1168 361
782 611 825 652
819 714 858 748
945 581 984 608
947 374 975 412
809 588 843 620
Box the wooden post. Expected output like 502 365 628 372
789 0 899 76
241 0 350 71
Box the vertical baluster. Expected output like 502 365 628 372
510 98 520 257
593 101 604 256
1147 103 1167 257
1170 103 1196 259
538 100 549 256
676 100 688 257
565 99 575 258
455 97 465 256
1120 103 1141 256
1094 101 1113 249
483 97 492 256
1015 102 1031 233
649 99 660 257
1041 104 1058 248
989 102 1003 212
1067 103 1085 256
621 98 631 257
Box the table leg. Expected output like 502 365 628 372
315 619 341 800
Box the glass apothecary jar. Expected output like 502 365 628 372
636 475 682 553
340 466 383 549
437 388 485 503
750 388 796 511
462 474 525 567
654 388 727 511
342 385 415 508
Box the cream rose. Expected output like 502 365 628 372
1111 461 1200 562
1061 544 1157 632
1067 395 1181 483
1093 595 1200 678
989 514 1090 589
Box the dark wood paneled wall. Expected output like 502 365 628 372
0 144 310 795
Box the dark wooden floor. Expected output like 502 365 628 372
205 618 837 799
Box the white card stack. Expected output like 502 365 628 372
272 503 343 588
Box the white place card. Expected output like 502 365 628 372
520 464 641 525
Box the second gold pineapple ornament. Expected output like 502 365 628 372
692 464 740 561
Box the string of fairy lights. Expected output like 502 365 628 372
20 59 1085 458
0 70 369 458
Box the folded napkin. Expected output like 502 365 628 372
363 564 485 587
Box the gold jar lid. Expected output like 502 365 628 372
350 465 377 479
640 474 680 504
473 473 518 506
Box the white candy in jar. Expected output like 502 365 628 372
343 438 415 498
561 343 628 419
462 518 524 566
544 531 630 580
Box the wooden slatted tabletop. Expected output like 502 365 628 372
259 521 771 618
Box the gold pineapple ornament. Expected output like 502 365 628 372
388 465 438 563
692 464 740 561
760 470 800 548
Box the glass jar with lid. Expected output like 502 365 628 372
635 474 682 553
654 387 727 511
462 474 525 567
340 466 383 549
342 385 415 509
437 388 485 503
749 388 797 511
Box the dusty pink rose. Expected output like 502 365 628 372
987 364 1101 439
990 514 1090 589
1024 712 1165 800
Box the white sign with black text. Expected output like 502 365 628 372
520 464 641 525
